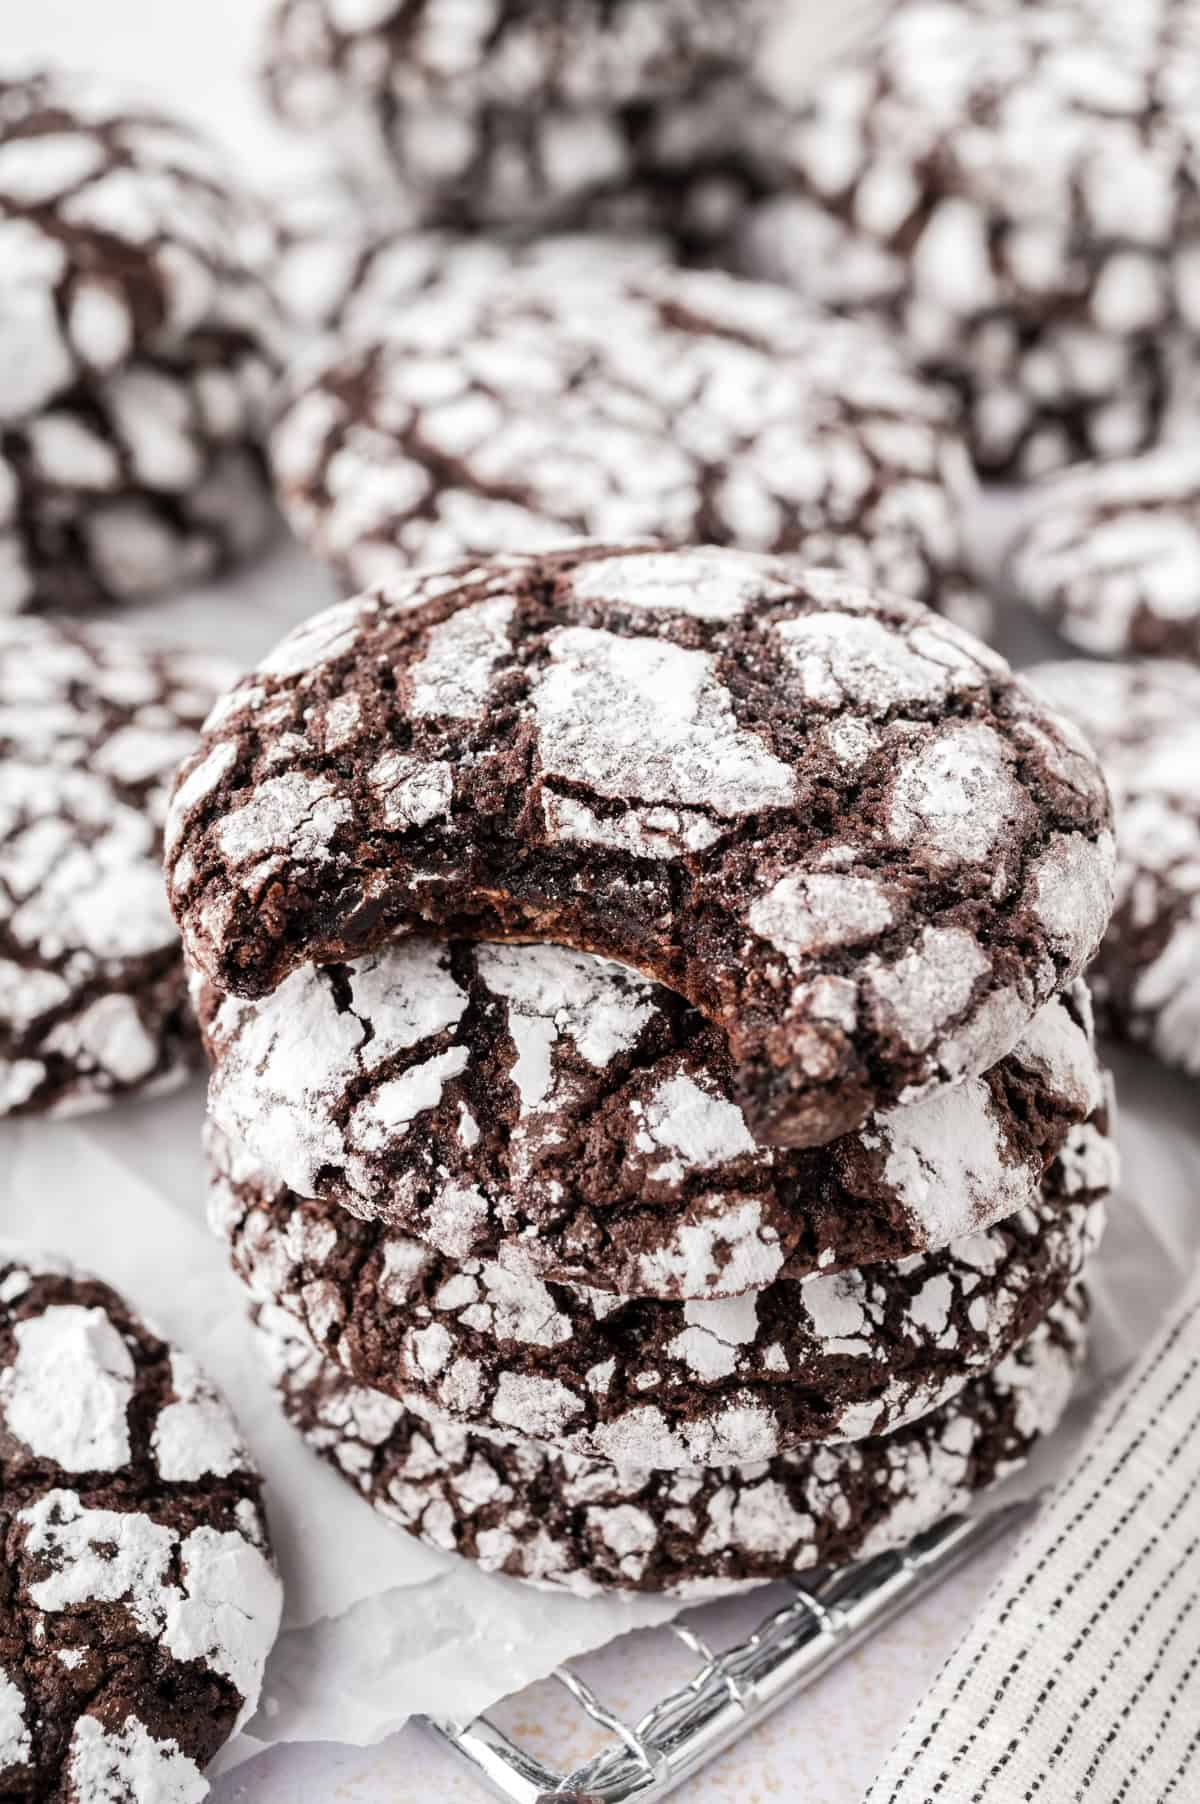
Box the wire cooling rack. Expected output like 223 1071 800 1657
422 1498 1034 1804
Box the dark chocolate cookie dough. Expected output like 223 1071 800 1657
198 942 1115 1297
0 1245 281 1801
270 267 988 631
255 1285 1089 1595
212 1128 1105 1464
167 546 1116 1148
0 617 232 1117
1029 659 1200 1077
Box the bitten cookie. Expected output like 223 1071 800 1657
197 941 1115 1298
260 0 771 237
213 1128 1105 1464
255 1285 1089 1596
1029 660 1200 1076
271 267 988 630
0 618 232 1116
737 0 1200 477
166 546 1116 1149
1012 445 1200 661
0 1246 282 1800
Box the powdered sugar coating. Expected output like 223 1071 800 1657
0 619 231 1117
0 65 276 426
199 924 1114 1293
0 337 276 616
1029 659 1200 1074
169 547 1114 1149
271 268 987 631
0 1245 280 1798
256 1287 1088 1595
738 0 1200 476
260 0 772 238
213 1132 1105 1464
1012 443 1200 660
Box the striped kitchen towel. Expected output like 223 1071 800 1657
868 1267 1200 1803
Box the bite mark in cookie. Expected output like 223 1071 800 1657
168 547 1116 1148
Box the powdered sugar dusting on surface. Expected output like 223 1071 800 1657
749 871 894 962
533 626 796 820
872 1079 1034 1247
887 722 1024 867
571 548 794 621
152 1352 248 1483
1 1305 134 1472
408 596 515 720
66 1714 207 1804
0 1669 29 1773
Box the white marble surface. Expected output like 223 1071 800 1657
4 5 1196 1801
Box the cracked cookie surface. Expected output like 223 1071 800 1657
212 1126 1106 1466
255 1285 1089 1595
737 0 1200 477
198 943 1116 1297
0 1246 281 1802
0 617 232 1117
271 267 987 630
1029 659 1200 1076
167 546 1116 1148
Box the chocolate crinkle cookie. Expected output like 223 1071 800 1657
271 267 988 632
0 333 276 616
1028 659 1200 1077
196 938 1116 1297
0 1246 282 1801
1011 444 1200 661
0 617 233 1117
268 191 673 340
259 0 775 237
0 65 280 610
253 1284 1089 1597
737 0 1200 478
212 1123 1106 1465
166 546 1116 1150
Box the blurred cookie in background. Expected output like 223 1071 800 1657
258 0 777 243
0 618 232 1117
1028 658 1200 1078
0 64 281 610
271 267 990 630
737 0 1200 478
1011 445 1200 661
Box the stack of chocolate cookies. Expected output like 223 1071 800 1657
167 544 1121 1597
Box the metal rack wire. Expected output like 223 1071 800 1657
423 1498 1034 1803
